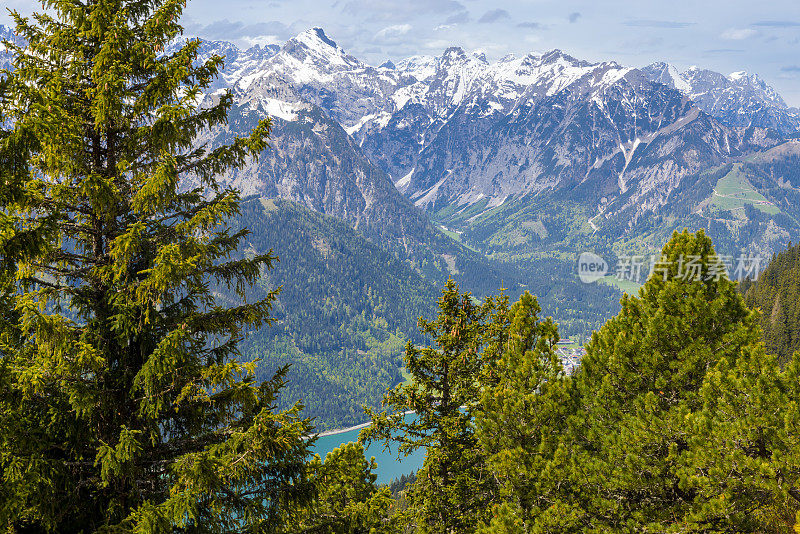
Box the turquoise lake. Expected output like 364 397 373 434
310 420 425 485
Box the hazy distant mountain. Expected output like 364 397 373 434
642 62 800 136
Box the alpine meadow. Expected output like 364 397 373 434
1 0 800 532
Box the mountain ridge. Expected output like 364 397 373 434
184 26 798 261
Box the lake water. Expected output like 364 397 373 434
310 419 425 485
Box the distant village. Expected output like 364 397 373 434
556 338 586 374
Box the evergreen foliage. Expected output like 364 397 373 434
283 442 395 533
2 4 800 528
562 229 767 531
0 1 313 530
742 241 800 365
475 292 570 532
361 279 497 533
474 229 800 532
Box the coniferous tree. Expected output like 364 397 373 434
560 229 783 531
475 292 573 532
682 342 800 531
0 1 313 530
283 442 396 533
473 230 800 532
361 278 496 533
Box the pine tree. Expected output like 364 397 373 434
474 292 574 532
0 1 313 530
472 231 800 532
682 343 800 531
283 442 396 533
360 278 495 533
562 229 769 530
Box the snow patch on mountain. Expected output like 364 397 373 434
258 97 303 121
69 25 792 240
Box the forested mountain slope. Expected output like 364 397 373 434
226 198 438 429
220 198 622 429
742 241 800 365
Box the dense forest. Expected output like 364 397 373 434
742 241 800 365
230 197 437 429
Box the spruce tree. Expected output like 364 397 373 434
0 1 313 530
360 278 495 533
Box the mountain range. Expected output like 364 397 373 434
188 27 800 264
8 23 797 261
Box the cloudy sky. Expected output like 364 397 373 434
4 0 800 105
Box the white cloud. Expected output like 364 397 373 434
343 0 465 23
423 39 452 50
192 19 293 42
375 24 411 39
721 28 758 40
242 35 282 47
373 24 413 45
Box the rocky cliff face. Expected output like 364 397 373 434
186 27 797 257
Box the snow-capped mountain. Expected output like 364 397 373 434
346 42 781 220
191 29 419 237
4 25 798 258
191 29 506 287
183 27 798 258
0 24 20 72
165 38 279 92
642 62 800 135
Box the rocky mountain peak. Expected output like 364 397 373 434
540 49 586 67
472 51 488 63
728 70 786 107
281 27 357 69
295 27 339 51
641 62 690 92
441 46 467 62
638 61 799 133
